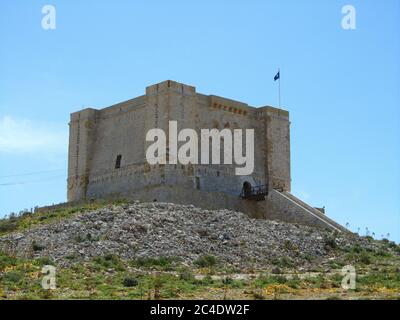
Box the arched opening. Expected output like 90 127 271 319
243 181 252 197
241 181 268 201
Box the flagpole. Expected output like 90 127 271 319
278 68 281 109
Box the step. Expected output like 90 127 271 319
281 191 349 232
279 191 349 233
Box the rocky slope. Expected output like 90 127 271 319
0 201 383 270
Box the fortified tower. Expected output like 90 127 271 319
67 80 347 233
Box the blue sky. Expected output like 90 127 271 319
0 0 399 241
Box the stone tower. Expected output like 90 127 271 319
67 80 347 233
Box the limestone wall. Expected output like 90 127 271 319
67 108 98 201
264 107 291 191
67 80 291 206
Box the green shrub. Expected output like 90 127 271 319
330 273 344 288
272 257 294 268
351 244 362 253
2 271 24 284
122 277 139 287
199 274 214 285
152 275 164 299
31 241 45 252
222 277 233 285
286 275 301 289
275 276 288 284
0 251 17 271
359 251 372 265
301 254 314 263
93 254 125 271
255 275 287 287
0 219 18 233
194 255 217 268
312 274 331 289
357 272 400 289
179 269 195 281
375 249 391 257
34 257 54 266
131 256 179 270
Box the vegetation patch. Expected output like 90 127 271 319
92 254 125 271
194 255 218 268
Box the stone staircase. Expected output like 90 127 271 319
279 191 349 233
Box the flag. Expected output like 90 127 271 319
274 71 280 81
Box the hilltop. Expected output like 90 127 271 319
0 201 399 299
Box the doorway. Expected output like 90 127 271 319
243 181 252 197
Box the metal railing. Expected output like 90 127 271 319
240 184 268 201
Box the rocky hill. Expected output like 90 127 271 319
0 201 394 271
1 201 399 300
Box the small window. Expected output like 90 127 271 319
195 177 200 190
115 155 122 169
